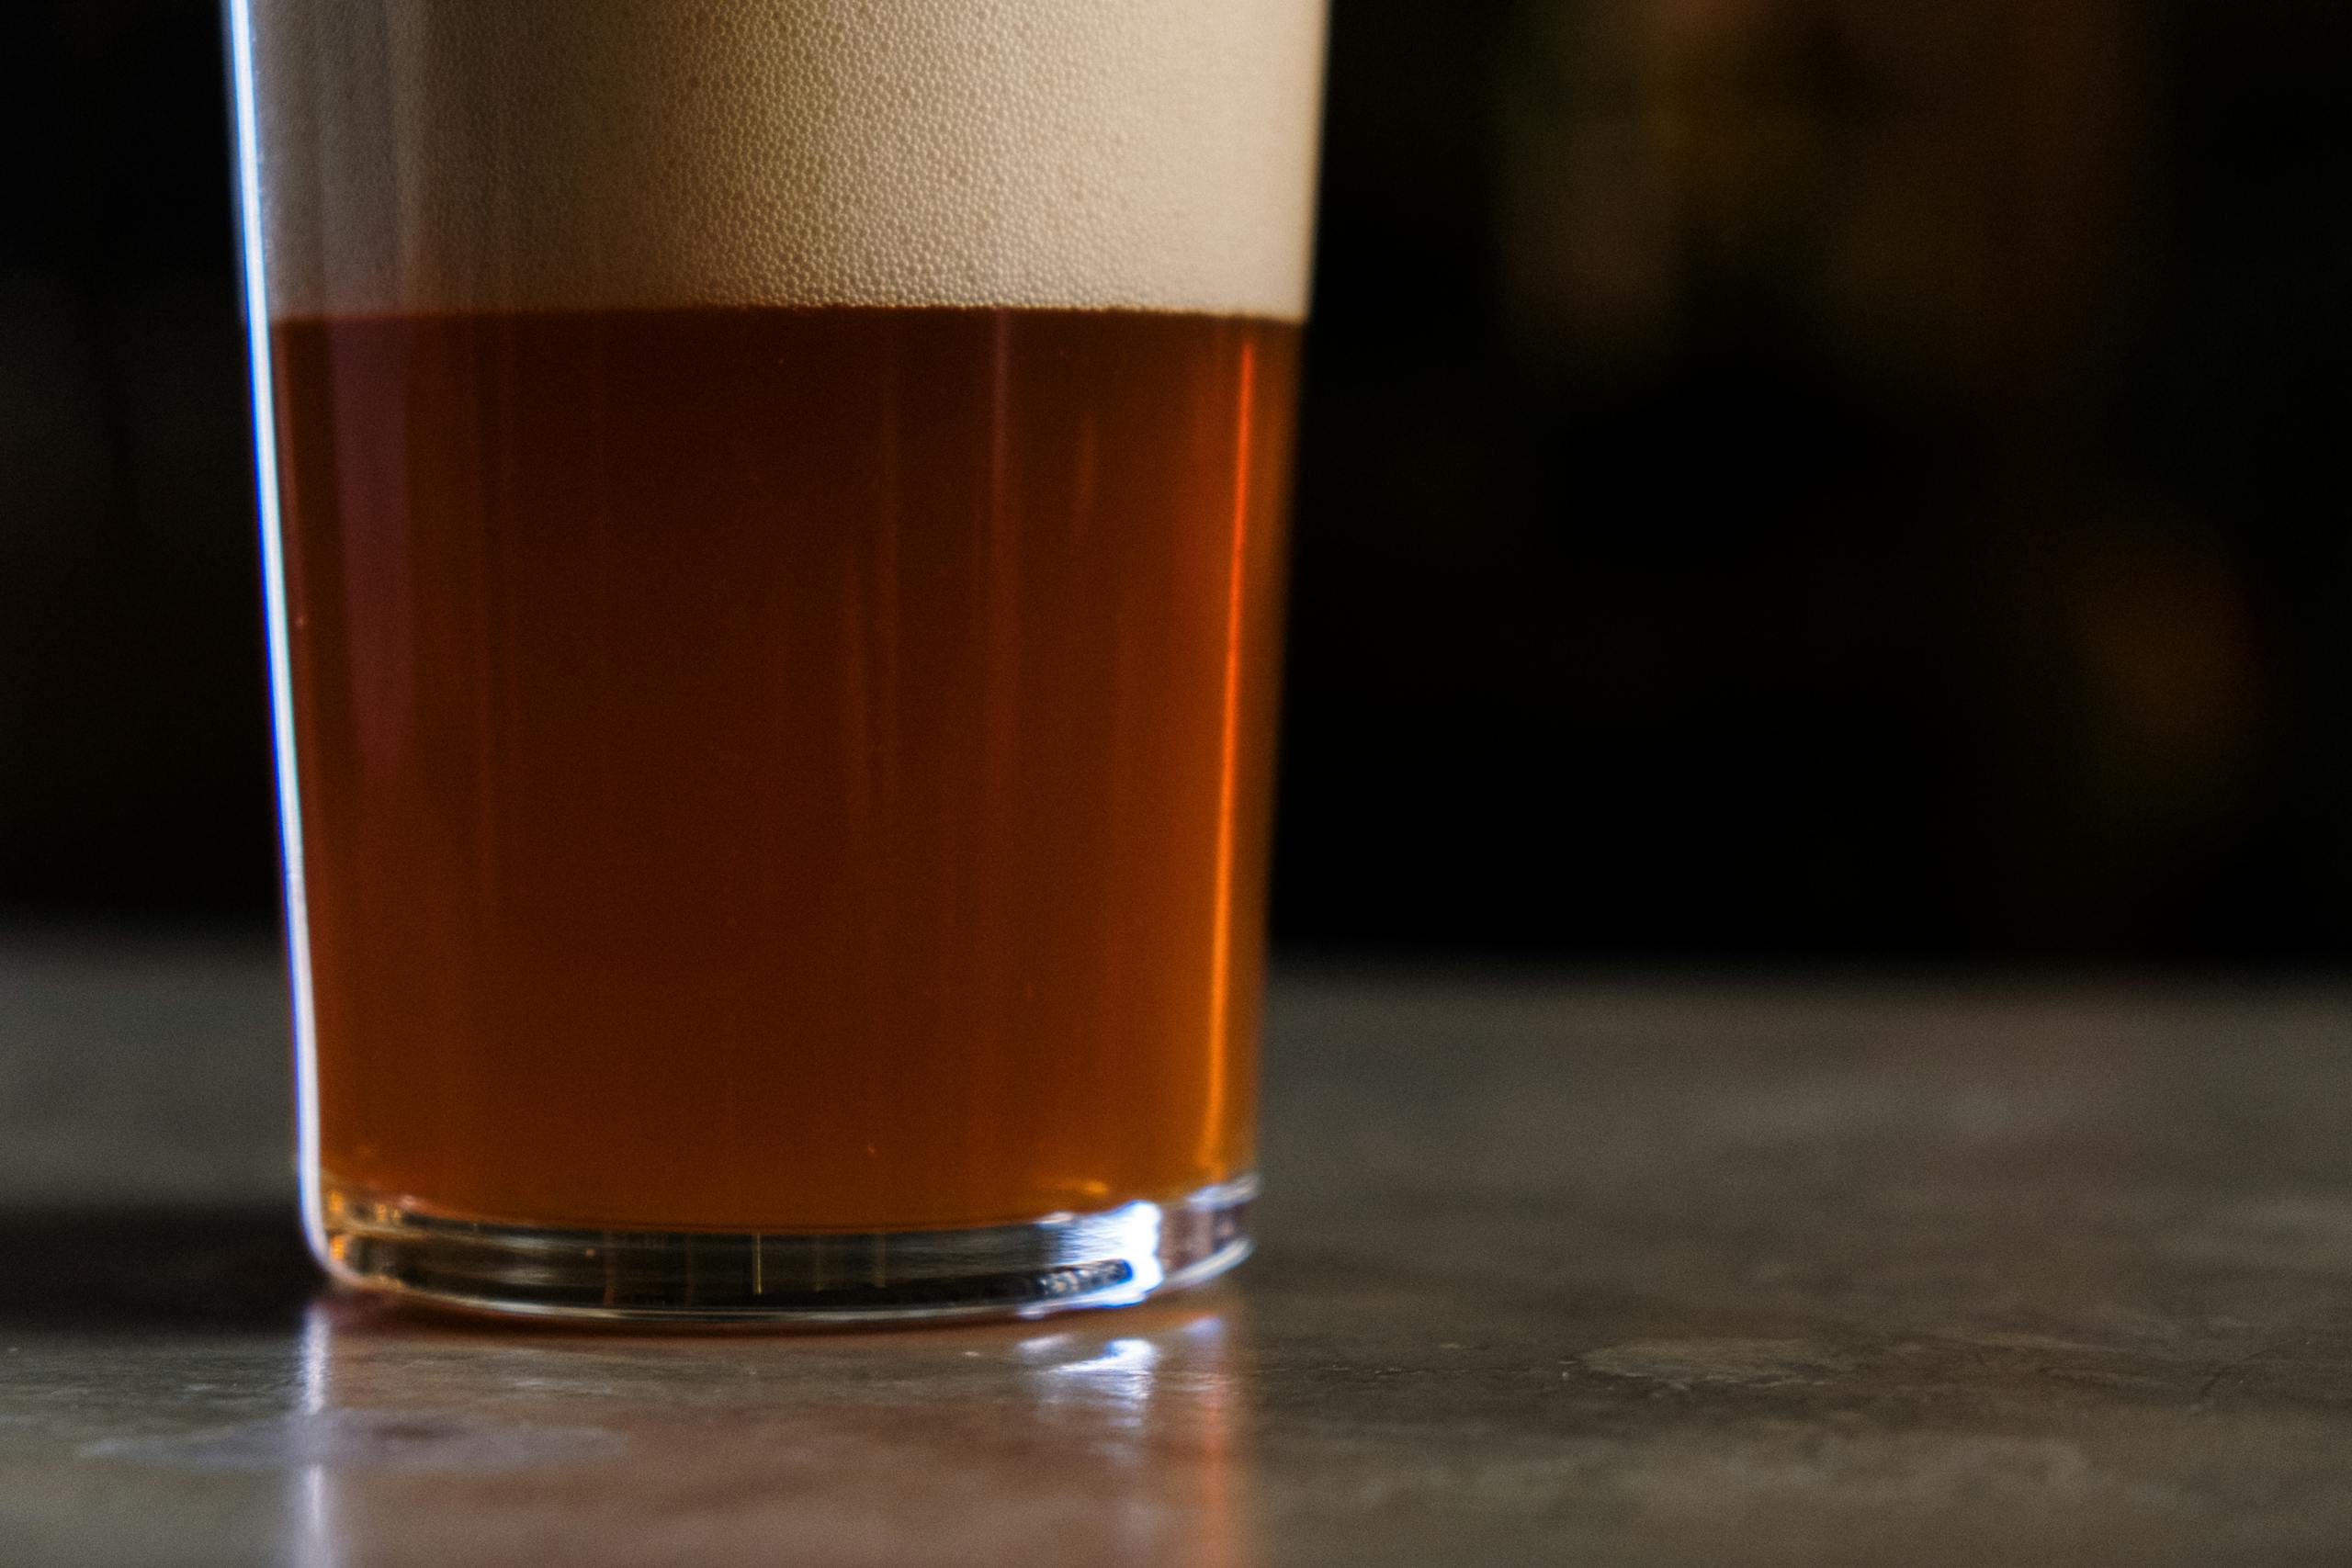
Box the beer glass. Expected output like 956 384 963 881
225 0 1324 1321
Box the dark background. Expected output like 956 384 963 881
4 0 2346 965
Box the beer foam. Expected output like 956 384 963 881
254 0 1325 321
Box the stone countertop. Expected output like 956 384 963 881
6 934 2352 1565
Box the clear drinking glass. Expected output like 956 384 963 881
225 0 1325 1321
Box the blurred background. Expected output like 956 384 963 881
3 0 2346 967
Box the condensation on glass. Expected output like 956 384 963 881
227 0 1325 1320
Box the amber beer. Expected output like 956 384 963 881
277 305 1296 1228
233 0 1325 1317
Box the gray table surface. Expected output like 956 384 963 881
6 933 2352 1566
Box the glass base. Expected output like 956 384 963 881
315 1175 1256 1325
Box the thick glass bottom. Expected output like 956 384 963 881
315 1174 1256 1325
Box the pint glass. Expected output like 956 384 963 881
226 1 1325 1320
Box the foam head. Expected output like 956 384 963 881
254 0 1326 321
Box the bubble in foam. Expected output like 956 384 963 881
254 0 1326 321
